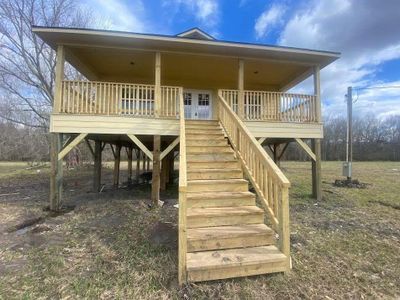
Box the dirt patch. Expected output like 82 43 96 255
149 221 177 249
333 179 369 188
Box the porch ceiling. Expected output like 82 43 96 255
33 26 340 90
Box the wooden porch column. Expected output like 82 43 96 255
151 135 161 205
160 157 168 191
142 151 146 173
93 140 102 192
127 147 133 184
273 144 281 168
168 151 175 183
136 149 141 182
155 52 161 117
113 144 121 188
146 156 150 171
50 133 63 211
238 59 245 119
54 45 65 113
312 65 322 201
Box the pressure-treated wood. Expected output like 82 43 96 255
187 245 287 282
93 140 102 192
178 88 187 285
127 147 133 183
151 135 161 204
160 137 179 160
217 91 291 270
50 133 63 211
238 59 245 119
54 45 65 112
155 52 161 117
127 134 153 160
58 133 88 161
295 138 316 161
113 144 121 188
312 139 322 201
135 149 141 181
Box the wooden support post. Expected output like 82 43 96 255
127 147 133 184
151 135 161 205
160 157 167 191
50 133 63 211
142 150 146 173
146 156 150 171
155 52 161 117
136 149 141 182
273 144 281 168
113 144 121 188
54 45 65 113
312 139 322 201
312 65 322 201
93 140 102 192
168 151 175 183
238 59 245 119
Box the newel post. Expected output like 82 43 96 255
238 59 245 119
54 45 65 113
154 52 161 117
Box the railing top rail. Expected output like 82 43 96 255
62 80 181 90
221 88 315 97
178 87 187 188
218 90 290 187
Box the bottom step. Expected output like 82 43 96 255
187 245 287 282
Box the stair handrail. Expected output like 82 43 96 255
217 90 291 265
178 87 187 285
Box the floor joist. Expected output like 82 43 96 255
160 137 179 160
295 138 316 161
127 134 153 161
58 133 88 161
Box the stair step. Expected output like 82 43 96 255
185 120 219 125
186 133 225 140
187 153 235 162
186 245 287 282
187 160 240 169
187 191 255 208
186 129 223 135
187 179 248 192
187 168 242 180
186 139 227 146
187 206 264 228
187 146 233 154
185 125 221 131
187 224 275 252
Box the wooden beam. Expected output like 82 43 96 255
85 139 94 158
127 147 133 184
58 133 87 161
113 144 121 188
238 59 244 119
50 133 63 211
127 134 153 160
54 45 65 113
155 52 161 117
93 140 102 192
151 135 161 205
312 139 322 201
136 149 141 181
109 144 115 158
258 137 266 145
160 137 179 160
101 142 106 151
314 65 321 122
278 142 290 161
295 138 316 161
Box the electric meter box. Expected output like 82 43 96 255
342 162 352 177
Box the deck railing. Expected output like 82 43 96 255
218 90 291 268
177 88 187 285
220 89 317 122
59 80 180 118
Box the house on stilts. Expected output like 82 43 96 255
32 26 340 284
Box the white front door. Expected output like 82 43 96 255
183 90 212 119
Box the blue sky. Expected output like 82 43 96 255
82 0 400 118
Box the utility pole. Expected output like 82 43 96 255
344 86 353 180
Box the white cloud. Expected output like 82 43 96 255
278 0 400 118
162 0 220 31
85 0 147 32
254 4 286 39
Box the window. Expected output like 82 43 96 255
198 93 210 106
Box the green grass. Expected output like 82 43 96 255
0 161 399 299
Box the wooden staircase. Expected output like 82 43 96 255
182 120 288 282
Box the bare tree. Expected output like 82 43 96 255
0 0 92 128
